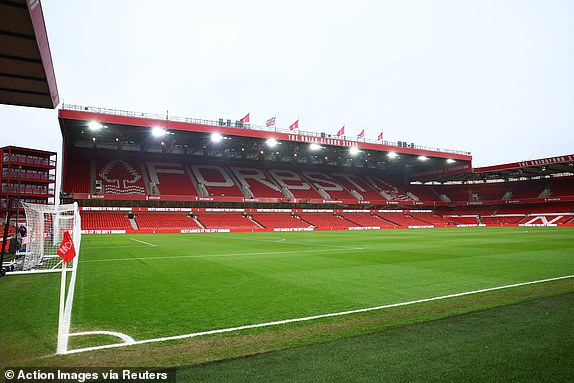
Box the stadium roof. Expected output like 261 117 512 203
473 154 574 179
411 154 574 183
58 104 472 175
0 0 59 109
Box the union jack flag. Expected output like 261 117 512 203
266 116 276 127
357 129 365 139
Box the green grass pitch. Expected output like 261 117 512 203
2 226 574 379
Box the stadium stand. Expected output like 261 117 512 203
192 165 245 197
480 215 525 225
64 153 436 203
195 213 261 230
366 176 418 202
546 177 574 197
339 213 388 227
434 185 475 202
250 213 310 229
377 213 431 227
135 213 202 231
230 167 285 199
53 105 574 236
64 158 91 193
505 179 550 200
96 159 147 195
410 213 452 226
405 184 443 202
81 212 133 230
330 173 385 201
297 213 354 229
147 163 198 196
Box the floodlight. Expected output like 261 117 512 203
211 133 224 143
387 151 398 159
418 156 429 161
152 127 167 137
88 121 104 131
309 143 322 151
446 158 456 164
349 147 360 156
266 138 278 147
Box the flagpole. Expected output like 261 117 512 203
57 258 68 354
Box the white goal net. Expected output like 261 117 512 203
9 202 82 272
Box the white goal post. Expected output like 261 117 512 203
7 202 82 273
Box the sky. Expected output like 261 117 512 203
1 0 573 169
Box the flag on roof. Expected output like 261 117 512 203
57 231 76 264
266 116 276 127
289 119 299 131
377 131 383 141
357 129 365 139
336 125 345 137
240 113 250 123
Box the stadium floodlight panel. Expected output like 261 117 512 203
349 146 360 156
152 127 167 137
88 121 104 131
387 151 398 159
309 143 322 151
266 138 278 147
447 158 456 164
418 156 429 161
211 133 224 143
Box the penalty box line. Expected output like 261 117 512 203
63 274 574 355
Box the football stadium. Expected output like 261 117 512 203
1 1 573 382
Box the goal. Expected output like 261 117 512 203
9 202 82 272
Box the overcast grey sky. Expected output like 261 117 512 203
1 0 573 168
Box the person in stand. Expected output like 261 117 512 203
18 225 26 238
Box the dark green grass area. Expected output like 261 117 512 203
0 272 61 365
1 226 573 370
178 292 574 383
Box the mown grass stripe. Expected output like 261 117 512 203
64 274 574 354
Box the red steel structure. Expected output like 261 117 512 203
0 146 57 225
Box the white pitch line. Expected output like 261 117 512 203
63 274 574 355
80 248 362 263
68 330 136 344
129 238 157 247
